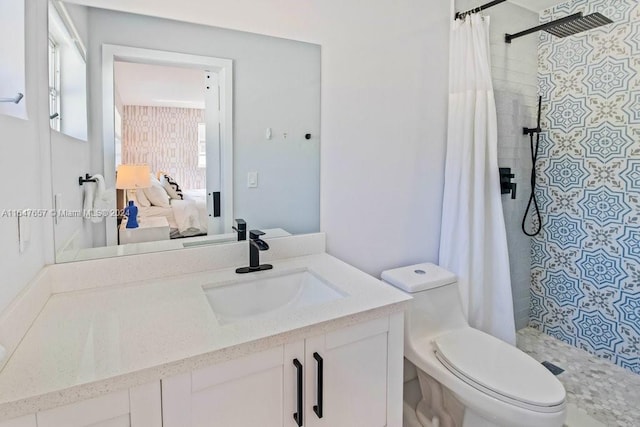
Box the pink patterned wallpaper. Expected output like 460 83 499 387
122 105 206 189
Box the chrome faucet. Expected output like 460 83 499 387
235 230 273 274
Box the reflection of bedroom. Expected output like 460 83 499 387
114 61 210 244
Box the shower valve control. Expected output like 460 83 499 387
523 126 542 135
499 168 517 200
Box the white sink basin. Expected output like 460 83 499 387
204 270 346 324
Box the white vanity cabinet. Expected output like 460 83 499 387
0 382 162 427
162 314 403 427
0 316 403 427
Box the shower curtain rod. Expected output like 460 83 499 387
454 0 507 20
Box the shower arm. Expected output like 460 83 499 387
505 13 582 43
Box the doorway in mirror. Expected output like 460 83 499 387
103 46 234 250
113 59 230 244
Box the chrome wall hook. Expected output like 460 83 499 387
0 93 24 104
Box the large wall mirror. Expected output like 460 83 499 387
49 1 321 263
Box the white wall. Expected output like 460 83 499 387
64 2 90 44
65 0 451 276
48 3 92 256
0 0 51 313
51 131 93 255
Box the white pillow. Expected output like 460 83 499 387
162 175 183 200
129 189 150 208
143 180 170 207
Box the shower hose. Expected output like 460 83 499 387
522 97 543 237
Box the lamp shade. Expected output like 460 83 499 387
115 164 151 190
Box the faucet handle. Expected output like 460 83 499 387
234 218 246 229
249 229 265 239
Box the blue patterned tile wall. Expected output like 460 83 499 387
532 0 640 374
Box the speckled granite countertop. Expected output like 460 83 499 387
0 253 410 420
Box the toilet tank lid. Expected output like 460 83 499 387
381 263 456 293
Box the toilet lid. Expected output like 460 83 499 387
433 328 565 411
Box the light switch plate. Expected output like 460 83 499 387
248 172 258 188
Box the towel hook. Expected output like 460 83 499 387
0 93 24 104
79 174 97 186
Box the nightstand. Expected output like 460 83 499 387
119 217 170 244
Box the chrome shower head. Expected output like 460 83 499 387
544 12 613 38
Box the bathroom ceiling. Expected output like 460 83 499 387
114 61 205 109
509 0 570 12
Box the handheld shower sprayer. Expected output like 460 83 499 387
522 96 543 237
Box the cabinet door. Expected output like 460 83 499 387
0 415 36 427
36 381 161 427
164 344 304 427
305 317 390 427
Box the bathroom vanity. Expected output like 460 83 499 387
0 234 409 427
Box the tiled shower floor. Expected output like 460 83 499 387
517 327 640 427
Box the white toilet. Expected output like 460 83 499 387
381 263 567 427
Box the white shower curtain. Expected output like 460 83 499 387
439 14 516 345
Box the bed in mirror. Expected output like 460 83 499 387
48 1 321 263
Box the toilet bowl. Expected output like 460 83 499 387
381 263 567 427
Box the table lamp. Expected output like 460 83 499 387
116 164 151 228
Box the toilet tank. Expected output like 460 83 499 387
381 263 468 341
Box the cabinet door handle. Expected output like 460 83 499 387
313 352 323 418
293 358 303 426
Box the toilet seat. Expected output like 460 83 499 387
433 328 565 413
